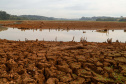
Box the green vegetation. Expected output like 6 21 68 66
119 18 126 21
0 10 56 20
112 72 126 83
0 11 28 20
0 10 126 21
80 16 126 22
0 11 10 20
19 15 55 20
0 10 75 20
96 18 118 21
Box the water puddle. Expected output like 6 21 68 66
0 27 126 42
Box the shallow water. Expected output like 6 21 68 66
0 27 126 42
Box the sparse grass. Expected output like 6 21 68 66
112 72 126 83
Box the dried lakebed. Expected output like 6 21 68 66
0 39 126 83
0 27 126 42
1 26 126 83
1 21 126 83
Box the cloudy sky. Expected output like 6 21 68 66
0 0 126 18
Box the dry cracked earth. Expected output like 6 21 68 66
0 39 126 84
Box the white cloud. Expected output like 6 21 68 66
0 0 126 18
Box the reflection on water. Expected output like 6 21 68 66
0 28 126 42
124 30 126 32
0 26 8 32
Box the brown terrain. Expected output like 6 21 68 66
0 21 126 30
0 21 126 84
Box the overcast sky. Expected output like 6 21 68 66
0 0 126 18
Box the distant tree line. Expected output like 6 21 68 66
0 11 10 20
119 18 126 21
0 11 28 20
96 18 118 21
19 15 55 20
80 16 126 22
0 11 56 20
0 10 126 21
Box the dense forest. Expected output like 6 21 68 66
0 10 126 21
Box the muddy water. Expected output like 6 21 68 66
0 27 126 42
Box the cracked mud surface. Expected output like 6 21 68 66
0 39 126 84
1 21 126 83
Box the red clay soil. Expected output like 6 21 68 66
1 21 126 83
0 39 126 84
1 21 126 30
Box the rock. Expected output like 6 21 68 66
34 72 45 84
56 71 66 78
103 72 109 78
96 61 103 67
83 63 97 72
2 78 8 83
104 59 116 65
71 74 78 80
0 58 6 64
70 77 85 84
75 55 86 62
114 53 121 57
46 78 59 84
114 57 126 63
119 65 126 76
36 63 51 69
57 65 72 73
47 56 57 61
57 82 66 84
0 71 8 78
12 73 19 80
5 73 19 81
62 56 76 63
103 62 110 67
6 59 18 68
59 73 72 82
8 81 16 84
27 69 35 77
92 72 114 83
45 68 57 79
103 67 113 73
78 69 92 76
0 64 6 71
6 59 18 73
97 67 103 73
36 57 46 62
22 77 36 84
56 60 69 66
70 62 81 70
17 69 25 75
0 53 6 57
109 72 126 83
107 46 114 49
